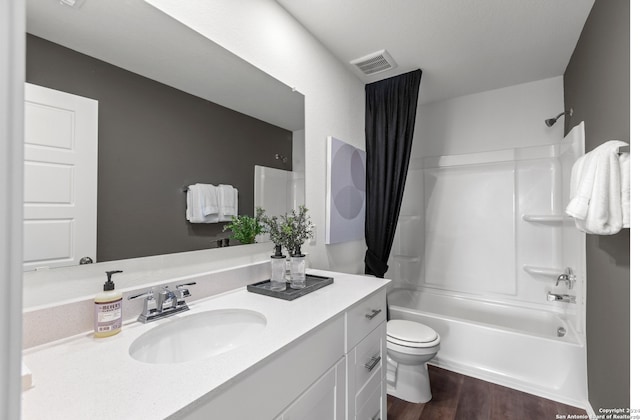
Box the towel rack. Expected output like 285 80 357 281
619 145 630 153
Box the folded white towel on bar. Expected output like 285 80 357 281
218 184 238 222
566 139 629 235
186 184 220 223
201 184 220 216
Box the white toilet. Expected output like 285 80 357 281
386 319 440 403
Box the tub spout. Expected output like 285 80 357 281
547 292 576 303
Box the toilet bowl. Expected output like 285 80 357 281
386 319 440 403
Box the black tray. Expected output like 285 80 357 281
247 274 334 301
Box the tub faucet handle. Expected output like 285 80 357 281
556 268 576 289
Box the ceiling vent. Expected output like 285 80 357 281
350 50 397 76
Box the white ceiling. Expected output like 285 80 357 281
27 0 595 120
26 0 305 131
276 0 595 105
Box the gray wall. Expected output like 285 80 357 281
26 34 292 262
563 0 630 411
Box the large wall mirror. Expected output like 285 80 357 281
24 0 305 270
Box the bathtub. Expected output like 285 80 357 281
388 287 588 407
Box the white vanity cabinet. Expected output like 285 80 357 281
180 314 346 420
277 358 346 420
277 289 387 420
179 289 387 420
345 289 387 420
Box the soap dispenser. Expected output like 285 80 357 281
94 270 123 338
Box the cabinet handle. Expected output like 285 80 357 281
364 355 382 371
365 308 382 320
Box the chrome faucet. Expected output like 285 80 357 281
129 282 196 323
157 286 177 314
556 267 576 289
547 292 576 304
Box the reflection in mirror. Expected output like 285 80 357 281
24 0 304 270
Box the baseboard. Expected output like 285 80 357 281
584 401 596 419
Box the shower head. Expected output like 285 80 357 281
545 108 573 127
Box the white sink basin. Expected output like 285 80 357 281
129 308 267 364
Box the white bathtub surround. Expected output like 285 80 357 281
390 141 586 315
387 137 587 407
22 269 390 419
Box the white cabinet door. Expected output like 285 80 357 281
282 358 346 420
23 83 98 270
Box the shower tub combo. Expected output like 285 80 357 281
387 139 587 408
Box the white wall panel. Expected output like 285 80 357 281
423 162 517 296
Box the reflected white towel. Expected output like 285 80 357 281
201 184 219 216
620 152 630 228
186 184 219 223
566 140 629 234
218 184 238 222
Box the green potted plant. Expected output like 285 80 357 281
280 205 314 256
257 205 314 256
222 215 264 245
256 207 286 250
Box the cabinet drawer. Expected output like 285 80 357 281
356 377 382 420
354 322 385 394
346 289 386 351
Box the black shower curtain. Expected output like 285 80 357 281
364 69 422 278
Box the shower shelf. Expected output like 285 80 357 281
522 214 566 223
523 265 563 278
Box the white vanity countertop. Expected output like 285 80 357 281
22 269 389 420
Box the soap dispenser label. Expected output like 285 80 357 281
94 299 122 332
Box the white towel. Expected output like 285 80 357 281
620 152 630 228
565 140 629 235
186 184 219 223
201 184 219 216
218 184 238 222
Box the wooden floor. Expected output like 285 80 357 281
387 366 587 420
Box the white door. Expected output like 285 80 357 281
23 83 98 270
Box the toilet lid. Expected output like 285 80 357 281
387 320 438 346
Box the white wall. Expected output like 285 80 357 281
146 0 367 273
412 76 565 157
